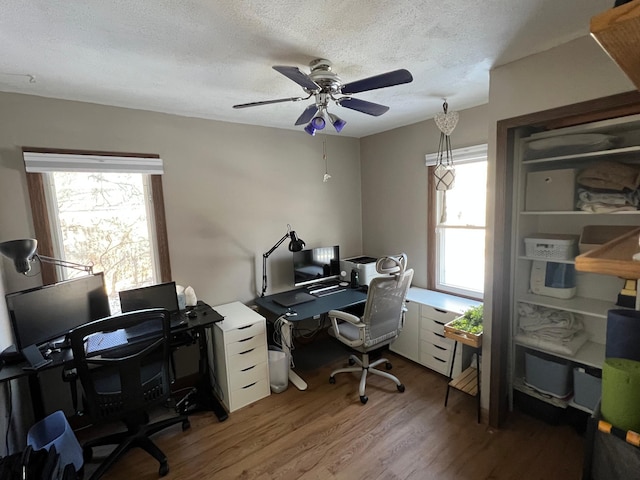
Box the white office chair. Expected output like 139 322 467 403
328 254 414 404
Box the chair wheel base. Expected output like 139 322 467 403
329 376 336 384
159 462 169 476
182 419 191 431
385 362 393 370
360 395 368 404
397 384 405 393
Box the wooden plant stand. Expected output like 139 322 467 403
444 322 482 423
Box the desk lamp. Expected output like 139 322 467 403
261 225 305 297
0 238 93 275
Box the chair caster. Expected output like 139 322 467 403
83 446 93 463
397 384 405 393
385 362 393 370
159 461 169 477
182 419 191 431
360 395 368 404
329 376 336 384
348 358 356 366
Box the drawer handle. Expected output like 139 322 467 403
238 325 252 330
434 308 447 314
434 344 447 351
241 365 256 372
434 320 445 326
242 382 257 389
434 332 445 339
432 356 446 363
238 348 255 355
238 336 254 343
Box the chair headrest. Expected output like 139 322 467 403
376 253 407 276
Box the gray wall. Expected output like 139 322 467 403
0 92 363 450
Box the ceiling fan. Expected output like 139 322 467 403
232 58 413 135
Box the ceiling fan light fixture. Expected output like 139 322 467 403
310 114 326 130
328 113 346 132
304 123 316 136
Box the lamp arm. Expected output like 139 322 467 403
261 233 290 297
37 255 94 274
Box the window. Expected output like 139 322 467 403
427 145 487 299
23 149 172 309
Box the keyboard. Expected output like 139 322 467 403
315 287 346 297
307 281 342 295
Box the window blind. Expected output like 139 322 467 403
23 151 164 174
425 143 487 167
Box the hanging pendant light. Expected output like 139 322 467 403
433 100 459 191
323 138 331 183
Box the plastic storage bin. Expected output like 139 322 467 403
573 367 602 411
525 351 573 398
27 410 83 472
524 234 578 260
268 348 289 393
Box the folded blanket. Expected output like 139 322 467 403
577 161 640 191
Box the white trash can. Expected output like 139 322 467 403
268 348 289 393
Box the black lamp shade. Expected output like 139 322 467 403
288 231 305 252
0 238 38 274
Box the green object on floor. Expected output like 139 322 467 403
602 358 640 433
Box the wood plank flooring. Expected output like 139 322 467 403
80 343 585 480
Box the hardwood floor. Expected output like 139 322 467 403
81 343 585 480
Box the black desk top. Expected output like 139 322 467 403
0 301 223 383
255 287 368 321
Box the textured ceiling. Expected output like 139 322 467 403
0 0 613 138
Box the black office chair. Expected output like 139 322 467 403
68 309 190 480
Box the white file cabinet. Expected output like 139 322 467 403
209 301 270 413
391 288 481 377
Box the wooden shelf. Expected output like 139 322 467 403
449 367 479 397
591 0 640 90
575 227 640 278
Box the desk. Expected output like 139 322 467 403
254 287 368 390
0 301 227 422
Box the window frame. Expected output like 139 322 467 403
426 145 487 301
23 148 172 285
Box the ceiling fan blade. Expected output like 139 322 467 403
341 69 413 94
233 97 305 109
294 105 319 125
273 66 321 91
337 98 389 116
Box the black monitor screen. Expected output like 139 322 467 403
293 246 340 287
6 273 111 350
119 281 179 313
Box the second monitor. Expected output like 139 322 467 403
293 245 340 288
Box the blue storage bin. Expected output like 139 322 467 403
27 410 83 471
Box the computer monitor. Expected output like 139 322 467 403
118 281 180 314
293 245 340 287
5 273 111 351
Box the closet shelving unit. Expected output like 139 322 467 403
508 113 640 415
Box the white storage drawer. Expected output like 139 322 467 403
229 361 269 391
226 333 267 356
420 328 454 351
224 321 266 344
230 378 270 412
420 305 457 325
419 348 451 375
229 345 266 371
211 302 270 413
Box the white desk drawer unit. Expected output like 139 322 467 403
392 288 480 377
209 301 270 413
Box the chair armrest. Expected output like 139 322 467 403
328 310 365 348
328 310 361 325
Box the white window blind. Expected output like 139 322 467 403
425 143 487 167
23 151 163 174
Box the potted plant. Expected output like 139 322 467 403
444 304 483 348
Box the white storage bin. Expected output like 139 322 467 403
524 234 578 260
